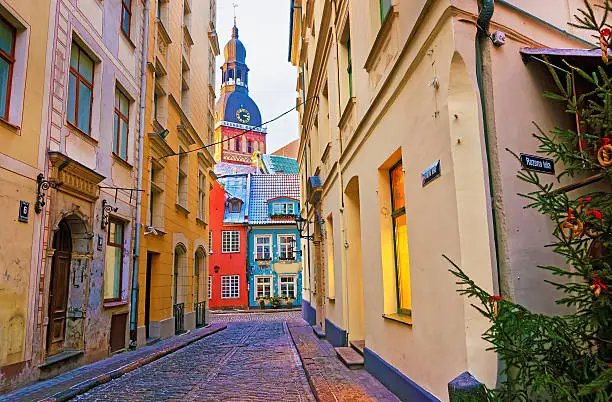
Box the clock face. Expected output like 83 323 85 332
236 108 251 124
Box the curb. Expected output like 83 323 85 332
41 324 227 402
286 322 324 402
211 308 302 314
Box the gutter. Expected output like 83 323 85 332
130 0 151 342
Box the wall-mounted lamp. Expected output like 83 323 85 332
290 237 302 257
214 265 221 274
35 173 61 214
295 215 314 241
101 199 118 230
150 128 169 140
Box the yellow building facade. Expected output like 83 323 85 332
0 0 52 391
135 0 218 344
290 0 599 400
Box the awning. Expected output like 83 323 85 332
520 47 612 72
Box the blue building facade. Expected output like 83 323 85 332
246 174 303 308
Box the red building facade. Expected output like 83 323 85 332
208 177 249 309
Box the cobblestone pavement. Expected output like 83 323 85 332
74 312 315 401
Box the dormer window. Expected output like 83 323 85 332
272 202 295 216
228 199 242 213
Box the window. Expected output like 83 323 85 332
279 275 297 299
255 276 273 300
221 275 239 299
68 42 94 134
198 172 206 220
247 140 252 153
0 17 15 121
113 88 129 160
347 37 353 98
104 219 124 301
149 162 164 227
228 199 241 213
234 137 241 152
222 230 240 253
173 244 188 304
380 0 392 22
272 202 295 216
177 149 188 207
326 215 335 299
255 235 272 260
209 230 213 253
208 275 212 299
121 0 132 37
279 234 296 260
390 161 411 314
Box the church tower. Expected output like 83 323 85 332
214 20 266 164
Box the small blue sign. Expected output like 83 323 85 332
422 160 441 187
18 201 29 223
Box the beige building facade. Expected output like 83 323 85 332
290 0 597 400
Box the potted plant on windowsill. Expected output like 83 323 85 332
268 296 282 309
257 297 267 309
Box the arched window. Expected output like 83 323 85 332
234 137 241 152
194 247 206 303
173 244 188 305
247 140 252 153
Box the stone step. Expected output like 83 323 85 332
335 347 364 369
350 340 365 356
312 325 326 338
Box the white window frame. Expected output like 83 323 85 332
254 235 272 260
279 275 297 299
221 275 239 299
272 202 295 215
278 234 296 260
222 230 240 253
208 275 212 299
209 230 213 254
255 275 273 300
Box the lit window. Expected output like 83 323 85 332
279 275 297 299
121 0 132 37
222 230 240 253
104 218 124 301
221 275 239 299
0 17 15 121
279 234 295 260
390 161 411 314
255 276 272 300
255 236 271 260
67 42 94 134
113 88 129 160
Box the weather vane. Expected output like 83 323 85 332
233 1 239 24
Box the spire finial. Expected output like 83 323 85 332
233 2 238 26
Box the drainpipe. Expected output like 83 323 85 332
130 0 151 343
475 0 503 297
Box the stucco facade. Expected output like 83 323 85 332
289 0 597 400
135 0 218 346
0 0 52 391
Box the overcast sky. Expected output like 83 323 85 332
215 0 298 153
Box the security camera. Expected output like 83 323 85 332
144 226 158 236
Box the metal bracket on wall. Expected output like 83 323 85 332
35 173 62 214
101 199 119 230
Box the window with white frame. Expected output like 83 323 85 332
255 276 273 300
197 172 206 220
279 275 297 299
272 202 295 216
278 234 295 260
209 230 213 254
221 275 239 299
222 230 240 253
208 275 212 299
254 235 271 260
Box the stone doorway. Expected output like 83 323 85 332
47 220 72 356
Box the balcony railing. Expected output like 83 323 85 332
194 301 206 328
173 302 185 335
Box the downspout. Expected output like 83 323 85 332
130 0 151 343
475 0 503 298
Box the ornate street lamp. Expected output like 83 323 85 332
295 215 314 241
290 237 302 257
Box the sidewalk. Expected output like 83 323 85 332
210 307 302 314
0 323 226 402
287 320 401 402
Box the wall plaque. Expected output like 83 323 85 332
520 153 555 175
18 201 29 223
422 160 441 187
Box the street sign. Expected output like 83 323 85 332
520 153 555 175
422 160 441 187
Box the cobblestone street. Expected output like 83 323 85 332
74 311 314 401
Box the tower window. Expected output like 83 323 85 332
235 137 241 152
247 140 252 153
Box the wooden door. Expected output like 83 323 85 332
47 221 72 356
